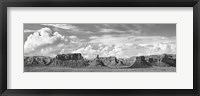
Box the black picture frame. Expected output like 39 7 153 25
0 0 199 96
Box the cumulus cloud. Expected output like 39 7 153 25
40 47 54 56
136 42 176 55
68 36 85 44
89 35 127 47
88 35 176 58
72 44 123 59
24 24 176 58
147 43 176 55
24 27 65 54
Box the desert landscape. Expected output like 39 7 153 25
24 53 176 72
24 24 176 72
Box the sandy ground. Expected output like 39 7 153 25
24 66 176 72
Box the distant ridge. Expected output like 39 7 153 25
24 53 176 68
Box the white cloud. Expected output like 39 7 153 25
59 49 66 54
41 24 76 30
125 43 133 46
89 35 175 47
99 28 141 34
24 27 65 54
99 29 116 33
24 29 37 33
89 35 126 47
24 27 176 58
137 42 176 55
137 53 144 56
40 47 54 56
85 31 94 34
148 43 176 55
88 35 176 58
68 36 84 44
72 44 123 59
69 36 78 39
57 43 64 47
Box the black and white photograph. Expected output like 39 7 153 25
24 24 176 72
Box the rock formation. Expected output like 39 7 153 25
87 55 108 69
161 54 176 67
129 56 152 68
145 54 176 67
99 56 118 66
53 53 88 68
87 59 107 68
24 53 176 69
53 60 89 68
24 56 53 66
122 56 137 66
56 53 83 60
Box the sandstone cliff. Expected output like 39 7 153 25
24 53 176 68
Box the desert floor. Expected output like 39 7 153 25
24 66 176 72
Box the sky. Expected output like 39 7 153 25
24 24 176 59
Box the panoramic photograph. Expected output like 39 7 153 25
24 24 176 72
